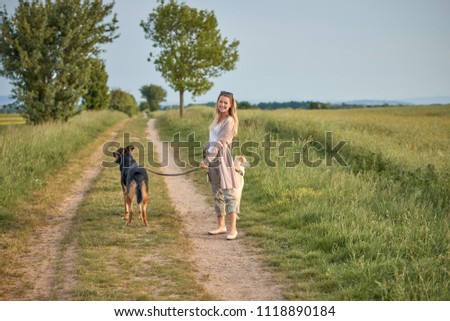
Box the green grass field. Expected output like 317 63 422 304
154 105 450 300
0 111 212 300
1 106 448 300
0 114 26 132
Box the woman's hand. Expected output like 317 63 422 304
199 161 208 169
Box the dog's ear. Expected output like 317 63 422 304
113 147 124 162
237 156 250 168
126 145 135 152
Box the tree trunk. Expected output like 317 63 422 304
179 90 184 118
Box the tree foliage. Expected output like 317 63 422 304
140 0 239 117
0 0 118 124
256 101 330 110
139 84 167 111
109 88 139 117
139 101 150 112
238 101 257 110
82 58 110 110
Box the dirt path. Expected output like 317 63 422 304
146 119 283 300
15 130 119 300
13 119 283 301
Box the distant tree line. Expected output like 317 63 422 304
181 100 414 111
184 100 331 110
256 101 330 110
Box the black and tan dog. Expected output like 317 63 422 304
113 145 149 226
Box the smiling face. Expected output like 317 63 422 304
217 95 232 115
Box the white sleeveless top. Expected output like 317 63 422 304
208 123 222 153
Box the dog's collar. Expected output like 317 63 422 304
235 169 244 176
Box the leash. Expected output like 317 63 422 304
145 167 200 177
145 166 243 177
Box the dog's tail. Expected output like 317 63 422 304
135 173 148 204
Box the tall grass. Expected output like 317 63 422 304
0 110 127 223
154 105 450 300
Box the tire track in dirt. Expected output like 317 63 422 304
16 130 119 300
147 119 283 300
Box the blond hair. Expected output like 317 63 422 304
209 92 239 136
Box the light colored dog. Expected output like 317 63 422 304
234 156 250 215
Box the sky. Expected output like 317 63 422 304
1 0 450 105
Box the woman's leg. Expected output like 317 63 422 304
208 215 226 235
223 189 239 240
208 168 227 234
208 186 227 234
227 212 238 239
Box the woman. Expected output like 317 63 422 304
200 91 240 240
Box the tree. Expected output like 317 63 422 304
309 101 330 110
139 84 167 111
82 58 110 110
139 101 150 112
140 0 239 117
109 88 139 117
0 0 118 124
238 101 256 110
